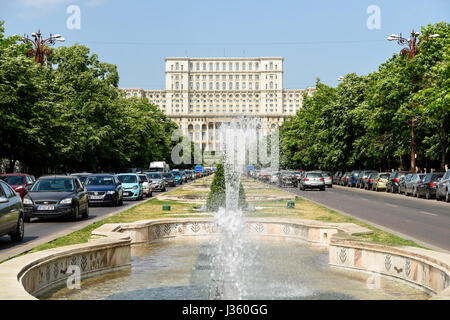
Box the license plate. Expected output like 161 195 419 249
37 205 54 211
124 192 132 196
89 195 103 200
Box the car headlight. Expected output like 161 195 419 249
132 185 138 190
60 198 72 204
106 190 116 195
23 198 33 205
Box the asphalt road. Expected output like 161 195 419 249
0 183 185 262
280 184 450 253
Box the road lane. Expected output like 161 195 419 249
274 183 450 253
0 183 186 262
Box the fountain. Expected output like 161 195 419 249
36 119 434 300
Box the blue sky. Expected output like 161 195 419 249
1 0 448 89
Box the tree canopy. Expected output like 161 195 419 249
280 22 449 172
0 21 178 175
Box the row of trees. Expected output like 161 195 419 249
280 22 449 172
0 21 178 175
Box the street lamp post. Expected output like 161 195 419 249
19 30 65 65
387 30 439 173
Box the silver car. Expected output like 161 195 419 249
299 171 326 191
321 171 333 188
146 172 167 192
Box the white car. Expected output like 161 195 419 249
138 174 152 197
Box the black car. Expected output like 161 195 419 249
436 170 450 202
23 176 89 221
416 172 445 199
386 171 407 193
84 174 123 206
163 172 176 187
0 180 25 242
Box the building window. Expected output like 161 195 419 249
229 82 233 90
209 62 213 71
203 82 206 90
209 82 213 90
242 63 246 71
236 62 239 71
236 82 239 90
196 63 200 71
190 63 193 70
229 62 232 71
270 81 273 90
222 62 226 71
176 62 179 70
222 82 226 90
202 63 206 71
270 62 273 70
216 82 219 90
216 62 219 70
249 63 252 71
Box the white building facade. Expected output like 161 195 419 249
123 57 314 152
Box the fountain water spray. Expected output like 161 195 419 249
209 118 277 299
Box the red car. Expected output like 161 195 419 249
0 173 35 199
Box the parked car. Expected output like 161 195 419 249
436 170 450 202
340 172 351 186
299 171 325 191
398 173 415 195
184 170 194 180
84 174 123 206
269 172 281 184
347 170 361 187
163 172 176 187
372 173 391 191
23 175 89 222
386 171 407 193
333 171 343 185
356 170 378 189
363 172 378 190
0 179 25 242
117 173 144 200
405 173 426 197
70 172 92 186
321 171 333 188
279 172 295 188
0 173 35 199
416 172 444 199
138 174 153 198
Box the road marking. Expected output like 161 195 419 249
420 211 438 217
386 203 398 208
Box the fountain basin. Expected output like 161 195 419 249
0 218 449 299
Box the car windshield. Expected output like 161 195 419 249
118 175 137 184
85 176 114 186
380 174 390 179
31 179 74 192
306 173 323 178
148 173 161 179
0 175 25 185
164 173 173 178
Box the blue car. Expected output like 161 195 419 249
117 173 143 200
85 174 123 206
170 170 183 185
348 170 361 187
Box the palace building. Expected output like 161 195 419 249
122 57 314 152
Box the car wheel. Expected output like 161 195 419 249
436 192 440 201
24 215 31 223
82 205 89 219
321 187 325 191
119 198 123 206
149 191 153 198
426 190 431 200
10 215 24 242
445 191 450 203
72 205 80 221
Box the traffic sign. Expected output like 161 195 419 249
195 165 204 173
247 165 254 171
